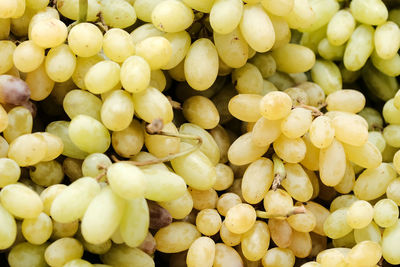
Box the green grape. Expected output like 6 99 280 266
210 0 243 34
371 51 400 77
56 0 101 21
130 23 164 45
69 115 111 154
184 38 219 91
40 184 67 215
72 55 103 90
136 36 172 70
224 203 256 234
195 209 222 236
21 212 52 245
383 124 400 147
262 247 295 267
68 22 103 57
81 186 126 244
347 241 382 267
29 160 63 187
261 0 293 16
46 121 89 160
353 163 396 200
213 243 244 267
151 0 194 33
3 106 32 143
368 131 386 153
101 90 134 131
100 0 137 28
362 63 398 102
284 0 315 30
354 221 381 244
25 62 55 101
282 163 313 202
8 242 47 267
350 0 388 25
323 208 353 239
50 177 100 223
51 220 79 239
120 55 151 94
214 28 248 69
12 40 43 73
374 21 400 59
228 132 270 165
346 200 374 229
158 189 193 220
120 197 149 247
273 135 306 163
259 91 292 120
272 44 315 73
100 244 155 267
0 183 43 219
45 44 76 82
44 238 83 267
373 198 399 228
154 222 201 253
326 9 355 46
241 158 273 204
249 53 276 79
0 158 20 188
240 4 275 53
232 63 263 94
317 38 345 61
132 87 173 124
309 116 334 149
344 24 375 71
31 18 67 48
311 59 342 95
8 133 47 167
241 221 270 261
0 203 16 249
81 153 112 178
84 60 120 94
358 107 384 131
63 89 102 121
186 237 215 267
63 259 92 267
281 108 312 139
102 28 135 63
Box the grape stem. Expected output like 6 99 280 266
111 119 202 166
256 205 306 219
272 154 286 191
295 103 324 117
94 165 107 181
78 0 88 23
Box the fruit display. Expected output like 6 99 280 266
0 0 400 266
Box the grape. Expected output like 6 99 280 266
52 220 79 239
0 41 15 75
84 60 120 94
68 23 103 57
241 158 273 204
100 244 155 267
8 133 47 167
152 0 194 33
155 222 200 253
102 28 135 63
241 221 270 261
31 18 67 48
373 198 399 228
101 90 134 131
0 75 30 105
158 189 193 220
21 212 52 245
216 193 242 217
8 242 47 267
81 186 126 244
56 0 101 21
50 177 100 223
44 237 83 267
186 236 215 267
112 119 145 158
214 28 248 69
346 200 374 229
259 91 292 120
0 158 20 188
136 36 172 70
311 59 342 95
189 187 219 210
354 221 381 244
213 243 244 267
282 163 313 202
232 63 264 94
29 160 63 187
262 247 295 267
120 55 151 94
120 197 149 247
0 203 16 249
210 0 243 35
100 0 137 28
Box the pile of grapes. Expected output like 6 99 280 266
1 0 400 266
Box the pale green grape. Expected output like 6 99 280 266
358 107 384 131
273 135 306 163
382 220 400 264
283 0 315 30
8 242 47 267
158 189 193 219
3 106 32 143
232 63 263 94
63 259 93 267
346 200 374 229
69 115 111 154
344 24 375 71
130 23 164 45
0 203 16 249
259 91 292 120
323 208 353 239
81 186 126 244
350 0 388 25
0 183 43 219
22 212 52 245
229 132 270 165
326 89 366 113
214 28 248 69
50 177 100 223
72 55 103 90
132 87 173 123
81 153 112 178
162 31 191 70
31 18 67 48
84 60 120 94
29 160 63 187
281 108 312 139
100 244 155 267
210 0 243 34
101 90 134 131
374 21 400 60
151 0 194 33
103 28 135 63
171 142 216 190
383 124 400 147
40 184 67 215
298 0 339 32
368 131 386 153
184 38 219 91
45 44 76 82
143 168 186 202
56 0 101 21
120 197 149 247
112 119 144 158
120 55 151 93
68 22 103 57
332 113 368 146
251 117 281 147
354 163 396 200
373 198 398 228
100 0 137 28
44 237 83 267
330 195 359 212
134 0 164 22
282 163 313 202
213 243 244 267
13 40 44 73
63 89 102 121
317 38 345 61
261 0 293 16
224 203 256 234
319 139 346 186
135 36 172 70
311 59 342 95
249 53 276 79
262 247 295 267
347 241 382 267
154 222 201 253
309 116 334 149
186 237 215 267
8 134 47 167
46 121 89 159
240 4 275 53
0 158 20 188
354 221 381 243
327 9 356 46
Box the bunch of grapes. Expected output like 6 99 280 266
0 0 400 266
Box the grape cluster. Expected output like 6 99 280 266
0 0 400 266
